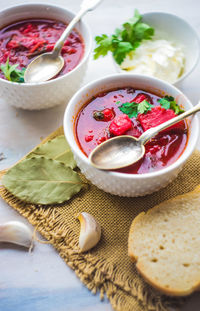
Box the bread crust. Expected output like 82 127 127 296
128 212 145 262
136 260 200 296
128 185 200 296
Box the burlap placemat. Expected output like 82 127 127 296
1 126 200 311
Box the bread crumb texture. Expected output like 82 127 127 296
128 185 200 296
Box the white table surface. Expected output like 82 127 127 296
0 0 200 310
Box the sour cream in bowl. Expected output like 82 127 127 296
111 12 200 85
120 37 185 84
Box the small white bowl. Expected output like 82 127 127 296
0 4 92 110
113 12 200 85
64 74 199 197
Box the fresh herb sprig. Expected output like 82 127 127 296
1 58 25 83
117 96 184 118
94 9 154 65
118 100 153 118
158 96 184 115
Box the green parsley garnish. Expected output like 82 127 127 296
94 9 154 65
158 96 184 115
117 95 184 118
119 100 153 118
1 58 25 83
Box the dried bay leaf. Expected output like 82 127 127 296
27 135 76 169
2 157 83 205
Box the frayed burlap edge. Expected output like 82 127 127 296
0 126 186 311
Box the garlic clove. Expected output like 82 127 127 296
76 212 101 252
0 221 33 248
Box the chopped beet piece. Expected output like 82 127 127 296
97 136 107 144
96 130 109 144
125 119 143 138
93 108 115 122
103 108 115 121
6 40 19 49
85 135 94 142
131 93 153 104
29 39 46 53
125 127 142 138
109 114 132 136
138 106 185 132
46 44 54 52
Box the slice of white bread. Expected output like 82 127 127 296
128 185 200 296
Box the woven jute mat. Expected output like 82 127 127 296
1 126 200 311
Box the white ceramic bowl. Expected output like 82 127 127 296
0 4 92 110
113 12 200 85
64 74 199 197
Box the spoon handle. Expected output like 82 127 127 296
139 101 200 145
53 0 102 57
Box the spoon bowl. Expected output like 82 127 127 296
24 53 64 84
89 136 145 170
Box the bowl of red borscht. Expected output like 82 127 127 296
0 4 92 109
64 74 199 197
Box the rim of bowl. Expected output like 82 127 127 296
64 73 199 180
112 11 200 85
0 3 92 86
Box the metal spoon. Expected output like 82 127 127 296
89 101 200 170
24 0 102 83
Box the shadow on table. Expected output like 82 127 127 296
181 292 200 311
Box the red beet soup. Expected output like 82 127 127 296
75 87 188 174
0 19 84 80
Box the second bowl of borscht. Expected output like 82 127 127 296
0 3 92 109
64 74 199 197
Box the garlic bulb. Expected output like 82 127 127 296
76 212 101 252
0 221 33 248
